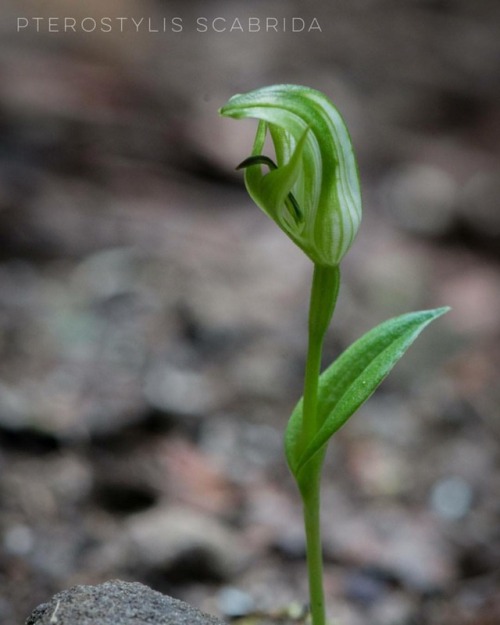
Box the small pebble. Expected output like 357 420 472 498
217 587 255 618
3 524 35 556
430 476 473 520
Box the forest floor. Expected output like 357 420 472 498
0 1 499 624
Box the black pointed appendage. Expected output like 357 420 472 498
236 155 303 225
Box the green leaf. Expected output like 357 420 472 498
285 307 450 480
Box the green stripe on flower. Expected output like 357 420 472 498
219 84 362 267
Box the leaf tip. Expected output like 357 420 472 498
430 306 451 320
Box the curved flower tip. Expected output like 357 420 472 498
219 84 362 267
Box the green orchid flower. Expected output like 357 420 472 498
219 84 362 267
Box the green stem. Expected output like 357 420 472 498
301 263 340 625
304 479 325 625
302 264 340 441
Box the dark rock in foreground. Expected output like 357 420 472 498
25 579 226 625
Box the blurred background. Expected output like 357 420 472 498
0 1 499 624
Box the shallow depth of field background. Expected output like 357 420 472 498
0 1 499 624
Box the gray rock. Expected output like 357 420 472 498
25 579 225 625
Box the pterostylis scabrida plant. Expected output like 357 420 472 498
220 85 449 625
